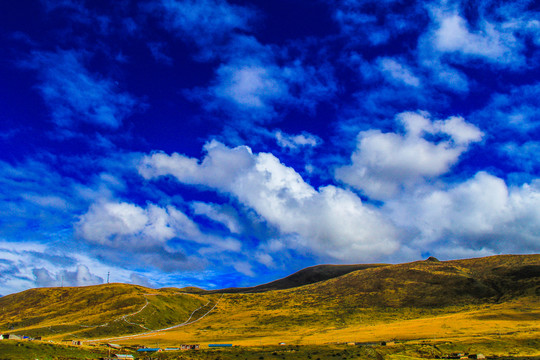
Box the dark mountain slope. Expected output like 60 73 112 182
215 264 386 293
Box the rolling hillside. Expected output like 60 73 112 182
0 283 213 339
0 254 538 348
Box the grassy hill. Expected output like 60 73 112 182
294 254 540 308
0 283 211 339
152 254 536 346
0 254 538 355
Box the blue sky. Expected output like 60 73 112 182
0 0 539 295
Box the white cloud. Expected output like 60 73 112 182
331 0 423 46
139 140 255 189
433 13 512 59
416 3 535 92
77 200 242 253
77 202 174 247
426 6 523 66
21 194 68 209
254 251 275 268
156 0 336 123
433 115 484 146
139 141 399 262
419 56 470 92
335 111 483 199
386 172 540 254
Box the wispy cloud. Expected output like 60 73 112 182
154 0 255 60
331 0 426 46
472 82 540 134
377 58 421 88
152 0 336 127
275 131 321 150
20 49 140 128
500 141 540 174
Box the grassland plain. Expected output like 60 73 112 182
1 341 540 360
0 255 539 359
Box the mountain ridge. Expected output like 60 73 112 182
0 254 538 342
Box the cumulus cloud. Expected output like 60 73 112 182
417 1 540 72
412 1 540 92
386 172 540 254
140 141 399 262
335 111 483 199
77 202 175 247
233 261 255 277
77 200 241 252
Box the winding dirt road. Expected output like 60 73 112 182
85 293 223 343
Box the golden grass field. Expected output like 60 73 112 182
1 254 539 358
112 295 539 356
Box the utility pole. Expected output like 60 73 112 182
107 271 110 284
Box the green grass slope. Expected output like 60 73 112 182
0 283 209 339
